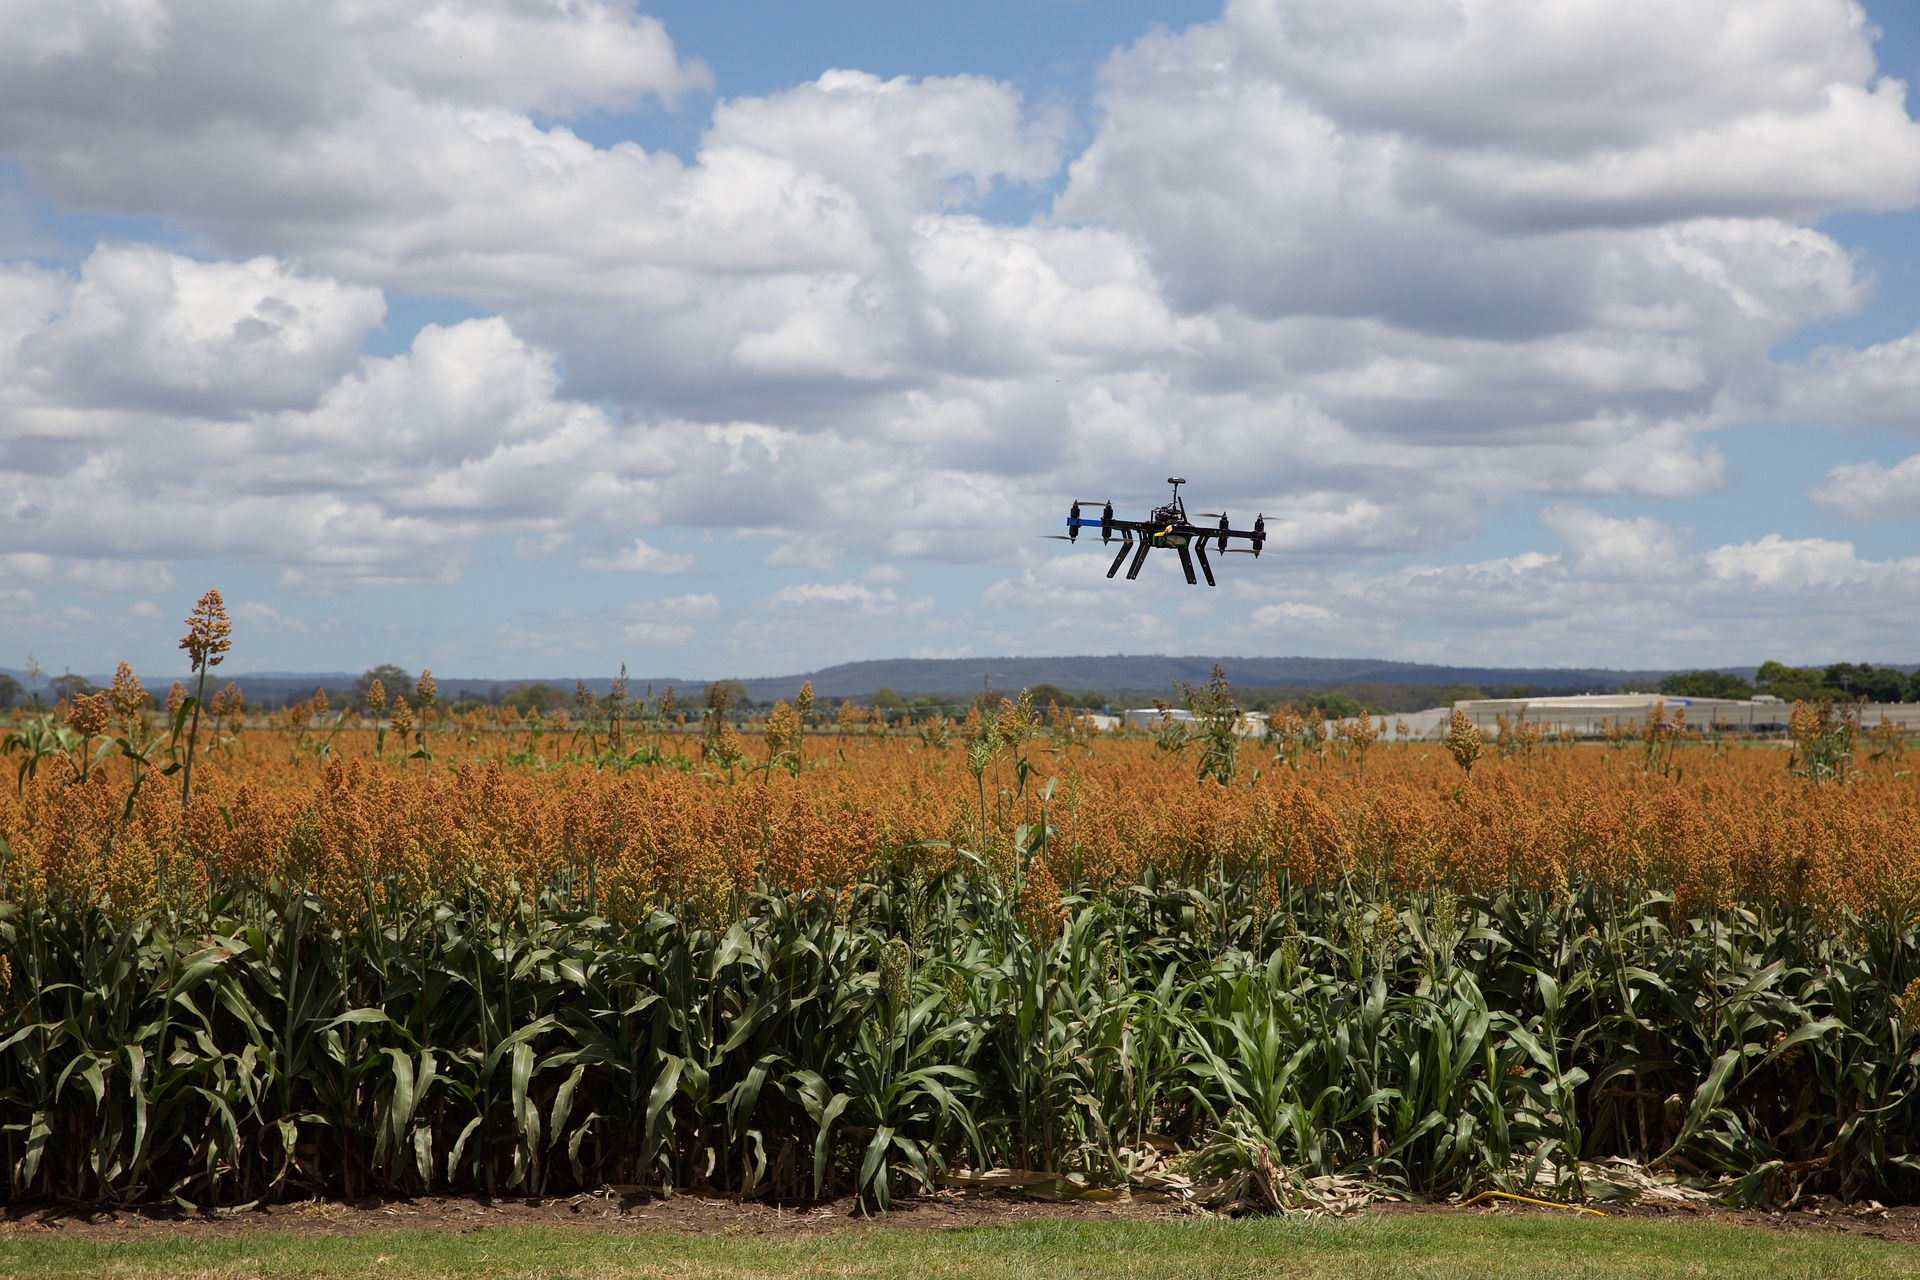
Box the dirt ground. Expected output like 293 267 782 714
3 1190 1918 1247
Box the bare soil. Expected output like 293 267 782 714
3 1190 1917 1246
0 1188 1175 1242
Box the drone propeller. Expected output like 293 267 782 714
1038 534 1076 541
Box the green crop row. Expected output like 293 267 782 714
2 868 1917 1211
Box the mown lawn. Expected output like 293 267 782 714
2 1213 1916 1280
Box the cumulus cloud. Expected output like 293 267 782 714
1811 455 1920 519
345 0 710 114
622 592 720 645
707 71 1063 228
1540 504 1691 579
1779 325 1920 432
0 298 631 590
580 537 696 574
1222 0 1920 227
1704 533 1874 588
18 245 384 414
1221 536 1920 667
0 551 173 596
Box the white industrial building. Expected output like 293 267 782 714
1447 693 1920 739
1120 694 1919 742
1123 707 1273 737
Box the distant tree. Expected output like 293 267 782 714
1824 662 1907 703
49 673 97 702
1025 684 1070 710
0 673 18 709
871 687 905 711
503 682 567 713
1755 661 1842 703
1303 691 1364 720
703 680 750 718
1658 670 1755 699
355 664 413 710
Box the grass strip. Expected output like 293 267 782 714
1 1214 1916 1280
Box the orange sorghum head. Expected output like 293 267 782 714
179 588 233 673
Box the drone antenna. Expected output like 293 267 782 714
1167 476 1185 493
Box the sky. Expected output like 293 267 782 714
3 0 1919 682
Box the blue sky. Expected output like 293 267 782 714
2 0 1919 682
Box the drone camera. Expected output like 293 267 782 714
1049 483 1270 585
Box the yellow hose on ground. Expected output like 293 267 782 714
1458 1190 1608 1218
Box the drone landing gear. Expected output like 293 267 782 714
1194 541 1216 587
1125 539 1151 580
1106 534 1134 579
1176 545 1197 585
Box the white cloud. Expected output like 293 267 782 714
1223 0 1878 150
653 592 720 619
764 580 910 612
1219 0 1920 228
762 536 837 571
1540 504 1691 578
0 552 173 595
623 622 692 645
1780 325 1920 432
230 600 311 633
620 592 721 644
1250 600 1339 626
0 309 626 590
18 245 384 414
706 70 1063 228
1704 533 1872 588
1811 454 1920 519
344 0 710 115
580 536 696 574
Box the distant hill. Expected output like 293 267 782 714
9 655 1913 709
2 656 1655 706
728 655 1668 702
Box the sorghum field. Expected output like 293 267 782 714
4 635 1919 1214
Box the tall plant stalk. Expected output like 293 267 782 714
176 587 232 810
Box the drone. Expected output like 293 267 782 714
1043 478 1267 586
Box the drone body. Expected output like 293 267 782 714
1045 478 1266 586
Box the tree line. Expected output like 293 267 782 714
1658 661 1918 703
